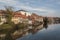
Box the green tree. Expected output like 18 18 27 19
4 6 14 24
4 6 15 40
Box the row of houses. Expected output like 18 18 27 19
0 10 43 25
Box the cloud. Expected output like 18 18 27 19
0 0 20 9
56 1 60 5
0 0 60 17
0 0 17 4
15 5 55 13
0 0 58 13
15 5 57 17
0 0 19 7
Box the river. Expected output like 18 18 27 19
17 24 60 40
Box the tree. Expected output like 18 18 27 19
4 6 15 40
4 6 14 24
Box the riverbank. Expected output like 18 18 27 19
0 25 43 39
0 23 43 40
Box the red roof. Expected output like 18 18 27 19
13 12 28 19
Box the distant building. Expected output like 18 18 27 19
11 17 20 24
0 10 43 25
0 10 6 23
31 13 43 23
16 10 32 16
11 11 29 24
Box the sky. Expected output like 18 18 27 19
0 0 60 17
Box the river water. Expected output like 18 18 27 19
17 24 60 40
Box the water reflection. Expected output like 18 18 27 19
0 21 60 40
16 24 44 39
29 24 44 34
15 23 48 39
16 21 60 40
43 23 48 29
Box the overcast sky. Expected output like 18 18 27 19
0 0 60 17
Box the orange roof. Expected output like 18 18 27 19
13 12 28 19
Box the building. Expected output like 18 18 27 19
0 10 43 25
11 11 29 24
31 13 43 22
0 10 6 23
16 10 32 16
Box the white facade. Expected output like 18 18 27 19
0 17 6 25
36 18 43 22
18 11 32 16
25 12 32 16
20 11 26 15
1 18 6 22
11 17 29 24
28 20 32 24
11 17 20 24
